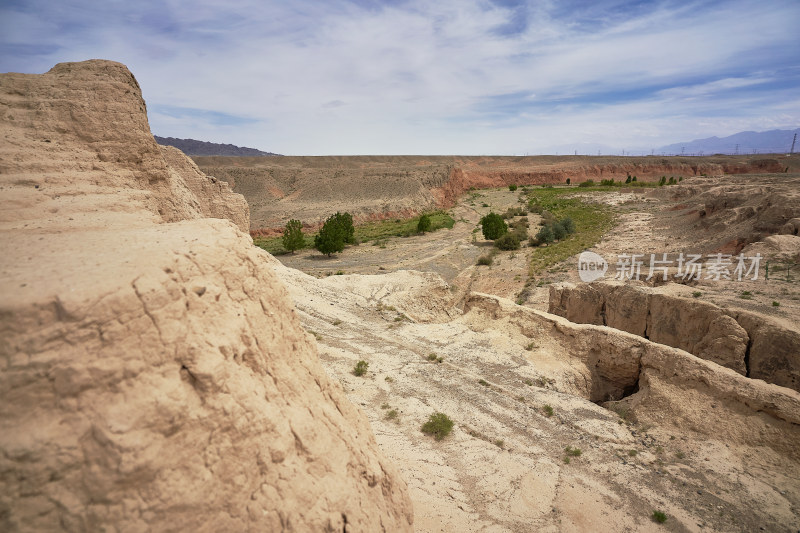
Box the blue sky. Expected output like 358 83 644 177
2 0 799 155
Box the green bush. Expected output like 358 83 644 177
578 179 595 188
495 233 521 250
282 219 305 254
560 217 575 234
480 212 508 240
421 412 454 441
652 510 667 524
352 360 368 376
417 214 432 233
552 221 568 240
314 211 354 256
508 184 517 191
536 224 555 244
566 178 571 185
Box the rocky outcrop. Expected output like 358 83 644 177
549 282 800 392
160 145 249 231
465 293 800 459
0 60 413 531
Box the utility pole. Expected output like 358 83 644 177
791 133 797 154
734 143 739 155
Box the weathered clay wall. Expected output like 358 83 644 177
0 60 413 531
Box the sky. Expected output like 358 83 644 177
1 0 799 155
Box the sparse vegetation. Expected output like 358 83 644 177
692 291 702 298
773 301 780 307
494 439 505 448
740 291 753 300
421 412 454 441
495 232 521 250
478 379 490 387
508 184 517 191
352 360 368 376
542 404 554 417
628 449 638 457
386 409 399 421
652 510 667 524
565 446 582 457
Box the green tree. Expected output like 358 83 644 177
417 214 432 233
480 212 508 240
282 219 305 254
566 178 571 185
331 211 355 244
314 213 347 256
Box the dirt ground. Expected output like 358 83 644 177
267 174 800 532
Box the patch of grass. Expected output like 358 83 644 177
628 449 638 457
525 188 616 277
542 404 554 417
740 291 753 300
381 402 390 409
563 456 571 464
692 291 702 298
652 510 667 524
772 301 780 307
384 376 394 383
427 353 438 361
352 360 368 377
421 412 454 441
355 211 455 242
675 451 686 460
478 379 490 387
385 409 399 421
524 342 536 351
494 439 505 448
523 379 534 386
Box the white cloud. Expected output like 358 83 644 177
1 0 799 154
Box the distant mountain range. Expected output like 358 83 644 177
656 128 800 156
154 136 281 156
540 128 800 156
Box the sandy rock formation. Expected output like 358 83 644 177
549 282 800 391
0 60 412 531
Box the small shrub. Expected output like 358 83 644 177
563 456 571 464
495 233 521 250
692 291 702 298
675 451 686 459
421 412 454 441
353 360 368 376
385 376 394 383
652 510 667 524
386 409 399 421
508 184 517 191
482 202 489 207
552 221 568 240
478 379 490 387
628 449 638 457
524 342 535 351
332 319 342 326
417 214 432 233
740 291 752 300
381 402 390 409
477 254 494 266
523 379 533 386
494 439 505 448
542 405 554 417
565 446 582 457
578 179 595 188
427 353 438 361
772 301 780 307
535 224 555 244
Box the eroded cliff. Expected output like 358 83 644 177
0 60 412 531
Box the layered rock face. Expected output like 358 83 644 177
0 60 412 531
549 282 800 392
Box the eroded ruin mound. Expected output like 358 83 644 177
0 60 412 531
